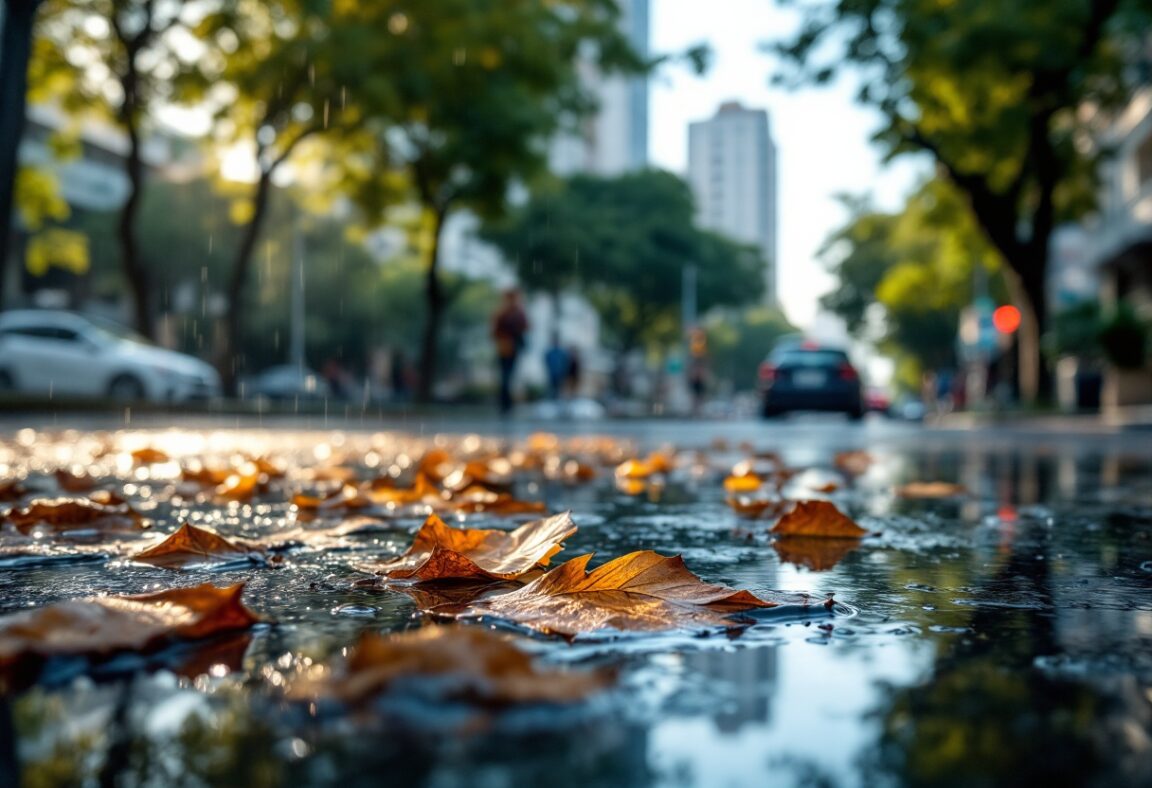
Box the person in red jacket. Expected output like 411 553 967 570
491 288 528 413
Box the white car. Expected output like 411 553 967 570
0 309 221 401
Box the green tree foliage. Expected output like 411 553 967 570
331 0 648 401
820 178 1007 390
31 0 203 339
704 305 795 392
483 169 766 353
773 0 1152 402
189 0 362 391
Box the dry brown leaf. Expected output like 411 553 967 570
771 500 868 538
131 448 170 465
373 512 576 582
294 626 612 706
364 473 440 507
181 465 232 487
833 450 872 476
3 498 147 536
0 480 27 502
443 550 798 638
773 537 860 571
215 470 261 502
0 583 259 685
292 486 371 518
416 448 453 483
726 497 788 519
894 481 969 499
133 523 266 569
447 487 547 516
808 481 839 494
54 469 98 493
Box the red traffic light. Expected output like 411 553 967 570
992 305 1021 334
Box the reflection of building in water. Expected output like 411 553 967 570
682 645 779 733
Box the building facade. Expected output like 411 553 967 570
549 0 649 176
687 102 778 305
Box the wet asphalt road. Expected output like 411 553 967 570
2 410 1151 787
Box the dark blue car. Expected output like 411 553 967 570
759 343 865 419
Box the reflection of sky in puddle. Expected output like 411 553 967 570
648 638 931 787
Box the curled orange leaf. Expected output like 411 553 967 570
3 498 147 536
373 512 576 582
130 447 170 465
0 583 259 685
771 500 868 538
443 551 825 638
133 523 266 569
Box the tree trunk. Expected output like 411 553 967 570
416 206 448 404
118 121 154 339
0 0 41 310
220 168 273 395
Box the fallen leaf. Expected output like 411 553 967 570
615 478 649 496
215 469 260 502
895 481 969 498
292 486 371 519
364 473 440 507
442 550 794 638
726 497 788 519
133 523 266 569
182 465 232 487
447 487 547 515
0 583 259 686
773 537 860 571
3 498 147 536
771 500 868 538
0 480 27 502
833 450 872 476
131 448 170 465
293 626 612 706
723 473 763 493
88 489 129 507
416 448 453 483
373 512 576 582
54 469 98 493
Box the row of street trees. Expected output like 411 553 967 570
7 0 751 399
778 0 1152 402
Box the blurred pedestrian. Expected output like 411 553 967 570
688 328 709 415
565 345 582 398
491 288 528 414
544 333 569 401
322 358 351 400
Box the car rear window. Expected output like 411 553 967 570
774 349 849 367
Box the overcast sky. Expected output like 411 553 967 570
648 0 928 333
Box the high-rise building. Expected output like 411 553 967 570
687 102 778 304
550 0 650 176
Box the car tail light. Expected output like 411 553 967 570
759 362 777 383
838 362 859 381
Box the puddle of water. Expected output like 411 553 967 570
2 428 1151 787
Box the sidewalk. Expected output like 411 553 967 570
936 405 1152 432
